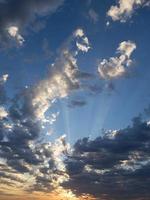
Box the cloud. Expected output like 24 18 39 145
98 41 136 79
0 74 8 83
74 29 91 52
88 9 99 23
0 28 91 196
0 95 70 191
107 0 149 23
0 106 8 119
63 117 150 200
7 26 24 45
24 135 71 193
0 0 64 47
30 28 90 121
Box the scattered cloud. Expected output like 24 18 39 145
0 28 91 197
107 0 150 23
7 26 24 45
0 1 148 200
0 74 8 83
98 41 136 79
0 0 64 47
74 29 91 52
0 106 8 119
31 28 90 121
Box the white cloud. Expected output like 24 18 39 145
0 106 8 119
31 29 90 121
106 21 110 26
74 29 90 52
107 0 149 23
117 40 136 57
7 26 25 45
98 41 136 79
31 53 79 120
74 29 84 37
0 74 8 84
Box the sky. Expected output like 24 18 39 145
0 0 150 200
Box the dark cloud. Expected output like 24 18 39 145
1 78 150 199
0 0 64 47
0 87 42 174
63 117 150 200
0 29 92 193
0 86 68 192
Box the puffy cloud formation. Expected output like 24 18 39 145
0 29 91 197
7 26 24 45
64 117 150 200
0 74 8 83
0 106 8 119
31 28 90 121
107 0 149 23
1 67 150 200
0 0 64 47
98 41 136 79
0 87 70 193
74 29 91 52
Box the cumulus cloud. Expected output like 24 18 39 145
1 70 150 200
63 117 150 200
0 74 8 83
7 26 24 45
0 106 8 119
0 0 64 47
0 88 70 192
98 41 136 79
0 28 91 196
31 28 90 121
74 29 91 52
107 0 150 23
28 135 70 192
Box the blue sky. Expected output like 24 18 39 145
1 1 150 200
1 0 150 142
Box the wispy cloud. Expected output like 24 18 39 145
88 9 99 23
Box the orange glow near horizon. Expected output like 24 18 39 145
0 187 96 200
